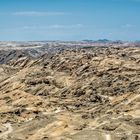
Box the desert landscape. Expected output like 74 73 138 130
0 0 140 139
0 41 140 140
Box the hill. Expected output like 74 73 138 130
0 43 140 139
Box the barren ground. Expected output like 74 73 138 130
0 45 140 140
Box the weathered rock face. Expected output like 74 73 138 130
0 46 140 139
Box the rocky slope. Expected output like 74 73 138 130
0 46 140 139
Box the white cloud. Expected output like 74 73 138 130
12 11 70 16
48 24 83 29
0 24 84 34
22 24 84 30
122 24 135 28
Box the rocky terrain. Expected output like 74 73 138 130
0 42 140 139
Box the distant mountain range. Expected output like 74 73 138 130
82 39 125 43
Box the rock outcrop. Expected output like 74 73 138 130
0 46 140 139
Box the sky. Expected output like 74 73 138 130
0 0 140 41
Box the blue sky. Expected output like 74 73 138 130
0 0 140 41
